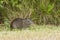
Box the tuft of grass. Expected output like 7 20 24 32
0 24 60 31
0 25 60 40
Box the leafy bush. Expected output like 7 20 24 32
0 0 60 25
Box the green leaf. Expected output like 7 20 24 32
47 4 54 13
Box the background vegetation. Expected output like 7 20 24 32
0 0 60 30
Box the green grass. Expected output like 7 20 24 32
0 25 60 31
0 25 60 40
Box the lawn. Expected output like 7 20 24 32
0 25 60 40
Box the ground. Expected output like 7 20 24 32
0 25 60 40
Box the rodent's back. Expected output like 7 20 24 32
10 18 23 29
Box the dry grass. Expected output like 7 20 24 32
0 25 60 40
